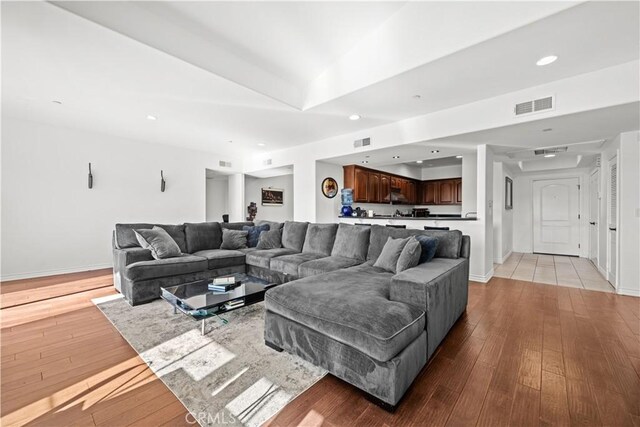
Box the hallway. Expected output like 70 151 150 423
494 253 615 293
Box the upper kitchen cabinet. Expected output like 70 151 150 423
344 164 459 205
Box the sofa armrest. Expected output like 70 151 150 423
390 258 469 359
112 247 153 292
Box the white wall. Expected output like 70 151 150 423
617 131 640 296
244 174 294 222
513 168 591 257
1 117 235 280
420 164 462 181
205 177 228 222
493 162 514 263
227 173 245 222
316 161 343 223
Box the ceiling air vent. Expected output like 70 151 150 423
514 95 554 116
354 137 371 149
263 159 272 166
218 160 232 168
534 146 567 156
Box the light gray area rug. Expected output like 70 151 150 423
93 294 326 427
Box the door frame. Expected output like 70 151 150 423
588 168 600 266
531 176 582 256
606 154 619 288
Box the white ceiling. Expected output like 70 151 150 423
2 1 639 156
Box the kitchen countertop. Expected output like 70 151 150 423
339 215 477 221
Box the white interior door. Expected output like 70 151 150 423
533 178 580 256
589 170 600 264
607 157 618 285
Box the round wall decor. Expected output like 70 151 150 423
321 177 339 198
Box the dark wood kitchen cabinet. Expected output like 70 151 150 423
380 174 391 203
438 179 456 205
368 172 380 203
344 164 460 205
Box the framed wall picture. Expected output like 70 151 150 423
321 177 338 198
262 188 284 206
505 176 513 210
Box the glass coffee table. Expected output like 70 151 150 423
160 273 276 335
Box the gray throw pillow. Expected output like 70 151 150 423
373 236 411 273
220 229 248 250
396 237 422 272
256 229 282 249
134 227 181 260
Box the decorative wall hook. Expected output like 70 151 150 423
160 170 166 192
88 163 93 189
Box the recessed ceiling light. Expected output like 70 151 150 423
413 95 421 99
542 128 553 132
146 115 157 121
361 160 369 164
431 150 439 154
52 100 62 105
544 154 556 158
365 155 370 158
416 160 423 164
392 156 400 159
456 155 463 159
536 55 558 66
349 114 361 121
228 140 233 143
257 143 265 147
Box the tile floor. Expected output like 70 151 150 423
493 252 615 293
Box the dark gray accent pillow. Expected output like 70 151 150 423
155 224 187 253
222 222 254 230
331 223 371 261
220 229 248 250
415 235 439 263
134 227 181 260
282 221 309 252
243 224 270 247
396 237 422 273
256 229 282 249
184 222 223 253
302 223 338 256
373 236 411 273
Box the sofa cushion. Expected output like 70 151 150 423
374 237 411 273
246 248 298 269
423 230 463 259
243 224 270 248
134 227 182 260
298 256 364 278
220 229 248 250
115 223 153 248
125 254 208 281
270 253 326 277
184 222 223 253
397 237 422 272
302 223 338 256
192 249 245 270
282 221 309 252
256 229 282 249
265 267 425 362
331 224 371 261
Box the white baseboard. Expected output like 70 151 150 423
617 287 640 297
470 268 494 284
1 263 113 282
494 250 513 265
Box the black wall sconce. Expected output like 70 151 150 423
160 170 166 192
88 163 93 189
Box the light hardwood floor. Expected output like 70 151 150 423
2 270 639 426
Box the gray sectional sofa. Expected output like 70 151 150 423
111 220 470 409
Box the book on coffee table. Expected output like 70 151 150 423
208 276 241 292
